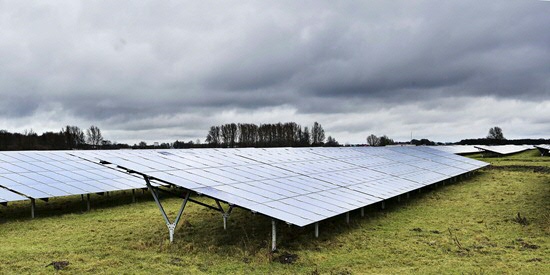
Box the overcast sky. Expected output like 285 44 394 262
1 1 549 145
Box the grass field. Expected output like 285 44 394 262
0 150 548 274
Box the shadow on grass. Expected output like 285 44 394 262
0 188 154 222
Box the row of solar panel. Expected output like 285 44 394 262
0 151 148 204
430 145 481 155
72 146 488 226
474 145 532 155
535 145 550 156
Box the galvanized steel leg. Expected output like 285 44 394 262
397 195 401 202
31 199 35 218
271 219 277 251
360 207 364 217
144 176 190 243
381 201 385 210
346 212 350 224
407 192 410 199
132 189 136 203
216 200 234 230
315 222 319 238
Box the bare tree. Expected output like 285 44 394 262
299 126 311 146
379 135 395 146
63 125 85 149
487 126 505 140
221 123 238 147
205 126 221 146
366 134 380 146
311 122 325 146
325 136 339 147
86 125 103 148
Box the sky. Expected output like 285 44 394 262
0 1 549 145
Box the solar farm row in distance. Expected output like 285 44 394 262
474 145 531 156
74 147 489 227
0 151 147 204
430 145 481 155
535 145 550 156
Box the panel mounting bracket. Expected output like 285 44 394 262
216 199 234 230
143 175 190 243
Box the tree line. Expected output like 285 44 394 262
205 122 339 147
365 134 395 146
0 125 114 150
0 121 340 151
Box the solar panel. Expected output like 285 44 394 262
430 145 481 155
535 145 550 156
0 151 146 200
474 145 530 155
73 147 489 227
0 187 28 204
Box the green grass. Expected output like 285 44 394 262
1 152 549 274
470 149 550 168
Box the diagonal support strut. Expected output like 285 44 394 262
143 176 190 243
215 200 234 230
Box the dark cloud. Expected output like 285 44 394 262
0 1 549 143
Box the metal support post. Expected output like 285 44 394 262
31 199 36 218
397 195 401 202
144 176 190 243
381 201 385 210
216 200 234 230
132 189 136 203
346 212 350 224
271 219 277 251
406 192 410 199
315 222 319 238
360 207 364 217
418 188 422 194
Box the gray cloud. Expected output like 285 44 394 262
0 1 549 144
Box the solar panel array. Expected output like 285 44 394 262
474 145 531 155
0 188 28 204
430 145 480 155
73 147 488 227
0 151 147 203
535 145 550 156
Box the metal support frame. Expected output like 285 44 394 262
397 195 401 202
346 212 350 224
155 185 234 229
132 189 136 203
31 198 36 218
215 200 234 230
272 219 277 251
381 201 385 210
315 222 319 238
360 207 364 217
144 176 190 243
406 192 410 199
